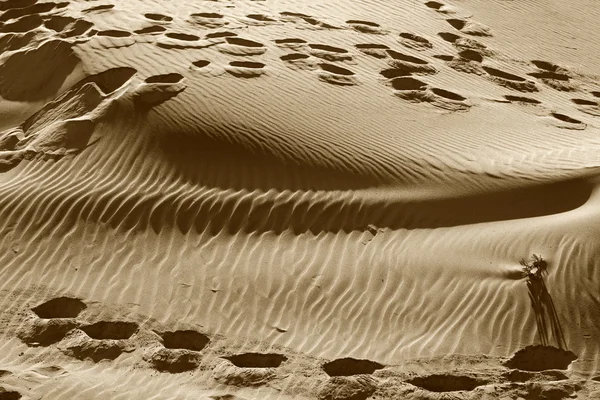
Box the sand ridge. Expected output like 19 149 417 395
0 0 600 398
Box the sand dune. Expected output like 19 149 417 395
1 0 600 398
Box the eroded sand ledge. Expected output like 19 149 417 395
0 0 600 398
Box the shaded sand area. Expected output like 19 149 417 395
1 0 600 398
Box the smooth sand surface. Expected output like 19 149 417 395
1 0 600 399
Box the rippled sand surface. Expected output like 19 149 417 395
1 0 600 398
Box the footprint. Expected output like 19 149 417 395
408 374 488 392
225 61 266 78
218 37 267 56
82 4 115 13
157 32 205 49
438 32 461 43
134 73 187 107
192 60 211 68
399 33 432 51
322 358 384 376
355 43 389 59
280 53 316 70
148 330 210 373
62 321 139 362
274 38 307 50
97 29 132 38
0 388 22 400
134 25 166 35
446 50 485 74
317 63 357 86
446 18 493 37
224 353 287 368
280 12 340 30
380 68 411 79
482 66 537 92
144 13 173 22
244 13 278 25
428 87 470 111
550 113 587 130
346 20 385 34
387 50 437 74
189 12 226 28
32 297 87 318
424 1 456 14
433 54 454 61
571 98 600 116
591 91 600 98
504 95 541 105
206 31 237 39
528 61 576 92
308 43 352 62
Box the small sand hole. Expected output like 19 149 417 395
81 321 138 340
531 60 560 72
135 26 166 34
275 38 306 44
224 353 288 368
32 297 86 319
145 73 184 84
323 358 384 377
380 68 410 79
206 31 236 39
355 43 388 49
399 33 430 44
528 71 570 81
425 1 444 10
159 330 210 351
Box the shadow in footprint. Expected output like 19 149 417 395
160 330 210 351
322 358 384 376
224 353 287 368
81 321 138 340
32 297 86 319
408 374 487 392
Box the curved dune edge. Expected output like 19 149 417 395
1 0 600 399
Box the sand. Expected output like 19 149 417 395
0 0 599 398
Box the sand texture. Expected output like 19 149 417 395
1 0 600 398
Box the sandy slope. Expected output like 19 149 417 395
0 0 600 398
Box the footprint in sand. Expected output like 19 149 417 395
280 53 316 71
548 112 587 130
446 18 493 37
424 0 457 14
60 321 139 362
82 4 115 13
346 20 386 35
409 374 488 392
206 31 237 39
18 297 87 347
319 358 384 400
189 12 227 29
504 95 541 105
317 63 358 86
133 73 187 107
571 98 600 116
355 43 389 59
527 60 577 92
399 33 433 51
446 49 485 74
144 13 173 23
482 66 538 93
244 13 278 26
218 37 267 56
280 12 340 30
274 37 307 51
213 353 288 386
134 25 166 35
147 330 210 373
226 61 267 78
308 43 353 62
387 77 470 111
387 50 437 74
